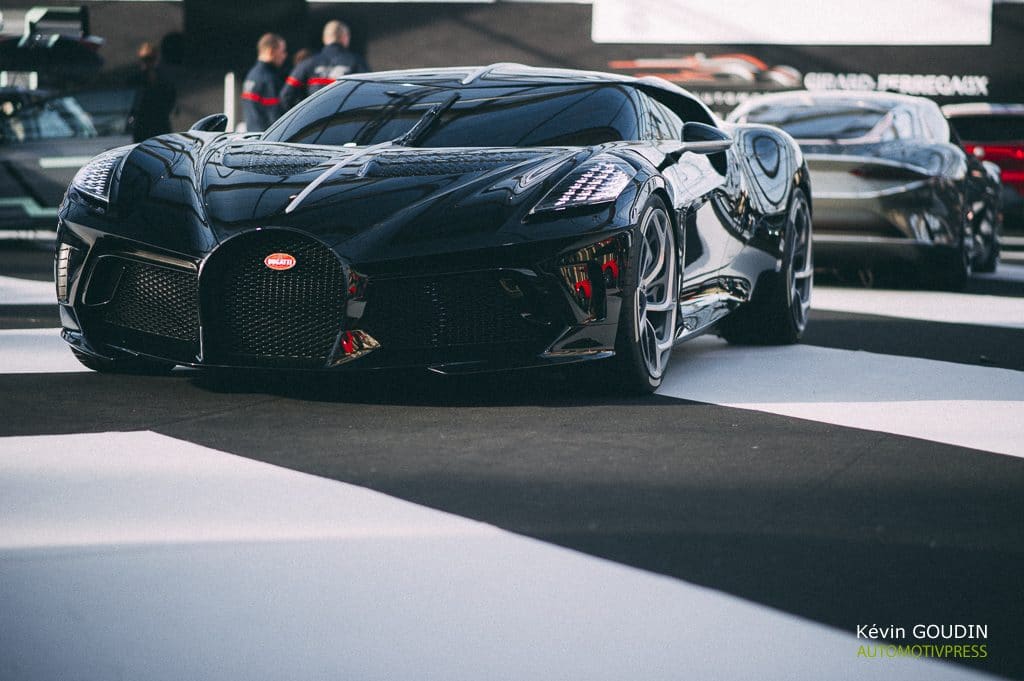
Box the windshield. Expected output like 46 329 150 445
0 94 98 143
263 81 641 147
742 101 891 140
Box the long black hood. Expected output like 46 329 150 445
108 134 647 263
215 139 633 254
202 140 584 255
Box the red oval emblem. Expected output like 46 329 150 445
264 253 296 271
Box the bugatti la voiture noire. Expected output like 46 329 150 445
729 90 1002 288
56 64 812 392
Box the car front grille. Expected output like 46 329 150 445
358 272 548 352
102 260 200 342
85 233 555 369
200 230 347 367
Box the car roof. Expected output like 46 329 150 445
342 63 716 120
941 102 1024 117
0 86 58 107
729 89 935 120
728 88 957 143
346 63 634 86
0 86 53 96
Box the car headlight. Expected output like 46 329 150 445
71 145 136 203
531 155 636 213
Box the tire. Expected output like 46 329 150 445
924 239 970 291
71 348 176 375
974 239 1000 274
972 208 1001 274
606 196 679 394
719 188 812 345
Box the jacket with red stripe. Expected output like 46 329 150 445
279 43 369 111
241 60 285 132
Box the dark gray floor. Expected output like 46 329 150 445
3 242 1024 679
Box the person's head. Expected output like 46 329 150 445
292 47 312 67
322 20 350 47
137 42 158 68
257 32 287 67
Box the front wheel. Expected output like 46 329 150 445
607 196 679 394
719 188 812 345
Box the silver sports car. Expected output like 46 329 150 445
729 90 1001 288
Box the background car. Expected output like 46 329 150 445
729 90 1002 288
942 102 1024 232
1 86 130 233
56 65 812 392
0 6 104 88
608 53 802 89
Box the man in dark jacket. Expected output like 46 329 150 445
127 42 176 142
242 33 288 132
279 20 369 111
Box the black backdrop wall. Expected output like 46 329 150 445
311 1 1024 113
3 1 1022 120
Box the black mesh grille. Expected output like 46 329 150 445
222 147 332 176
102 260 199 342
358 272 547 351
202 231 347 366
364 150 539 177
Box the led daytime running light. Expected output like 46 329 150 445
533 158 635 213
71 145 135 202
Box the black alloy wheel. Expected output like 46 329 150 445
607 195 679 394
719 188 812 345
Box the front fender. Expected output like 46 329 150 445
104 133 225 255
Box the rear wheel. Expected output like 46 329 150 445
924 238 970 291
973 208 1001 273
719 188 812 345
71 348 176 374
607 196 679 394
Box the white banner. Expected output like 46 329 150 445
592 0 993 45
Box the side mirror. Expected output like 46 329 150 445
190 113 228 133
681 122 733 154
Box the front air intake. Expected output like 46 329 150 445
200 230 347 368
100 259 199 342
358 271 549 352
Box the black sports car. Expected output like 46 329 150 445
56 65 812 392
729 91 1002 288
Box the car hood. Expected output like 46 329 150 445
111 134 643 263
203 139 589 257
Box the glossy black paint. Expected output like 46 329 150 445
57 65 807 374
730 91 1001 279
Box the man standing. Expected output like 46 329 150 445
242 33 288 132
279 21 369 111
127 42 176 142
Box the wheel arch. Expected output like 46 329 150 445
633 174 682 254
795 160 813 218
